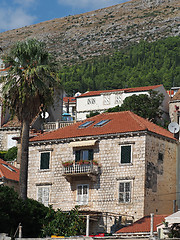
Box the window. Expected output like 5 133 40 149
158 152 163 162
78 121 94 128
120 145 132 164
87 98 96 105
77 184 89 205
115 94 123 104
37 186 50 207
103 95 110 105
94 119 110 127
119 181 131 203
40 152 50 169
75 149 93 161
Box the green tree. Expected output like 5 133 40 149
4 146 18 161
0 186 49 238
107 90 164 124
2 39 59 200
42 206 85 237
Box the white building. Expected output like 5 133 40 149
76 85 170 121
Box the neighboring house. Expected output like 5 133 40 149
157 210 180 239
0 116 21 151
0 58 64 149
115 215 167 238
63 97 76 120
76 85 170 121
28 111 177 234
0 158 19 192
169 88 180 125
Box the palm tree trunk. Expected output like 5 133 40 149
19 118 30 201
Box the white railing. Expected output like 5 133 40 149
63 163 99 175
43 121 74 131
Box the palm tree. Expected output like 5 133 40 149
2 39 59 200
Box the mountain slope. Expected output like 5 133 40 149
0 0 179 64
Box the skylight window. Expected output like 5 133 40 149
78 121 94 128
2 163 16 172
94 119 110 127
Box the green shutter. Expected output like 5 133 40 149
121 145 131 163
75 150 80 162
88 149 93 160
40 152 50 169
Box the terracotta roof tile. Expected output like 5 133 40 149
2 116 21 128
77 85 163 98
63 97 76 103
116 215 167 233
30 111 175 142
0 158 19 182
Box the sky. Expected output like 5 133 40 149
0 0 127 33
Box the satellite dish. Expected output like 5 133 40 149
168 122 180 134
40 111 49 119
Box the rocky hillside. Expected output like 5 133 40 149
0 0 179 65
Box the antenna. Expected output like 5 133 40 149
168 122 180 134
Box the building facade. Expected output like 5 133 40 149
76 85 170 121
28 111 177 234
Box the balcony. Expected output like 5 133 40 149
62 161 99 182
43 121 74 131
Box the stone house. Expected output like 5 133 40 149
76 85 170 121
27 111 177 234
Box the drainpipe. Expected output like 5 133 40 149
86 215 89 236
19 224 22 238
150 213 154 237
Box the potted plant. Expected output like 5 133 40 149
93 160 98 166
62 161 73 167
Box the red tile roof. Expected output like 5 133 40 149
0 158 19 182
30 111 175 142
2 116 21 128
77 85 163 98
116 215 167 233
63 97 76 103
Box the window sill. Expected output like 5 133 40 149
38 169 51 172
119 163 133 166
116 202 132 205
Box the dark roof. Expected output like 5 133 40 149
30 111 175 142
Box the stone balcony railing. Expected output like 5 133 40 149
43 121 74 131
62 163 99 182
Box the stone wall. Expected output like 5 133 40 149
0 128 20 151
28 132 177 234
144 134 177 215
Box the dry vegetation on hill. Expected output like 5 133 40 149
0 0 179 65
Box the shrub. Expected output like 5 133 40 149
4 146 18 161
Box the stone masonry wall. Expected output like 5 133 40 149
28 133 177 234
144 134 177 215
28 134 147 233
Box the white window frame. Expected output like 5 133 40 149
118 180 132 203
77 184 89 205
115 94 123 105
37 186 50 207
120 144 132 164
103 95 110 105
39 151 51 170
